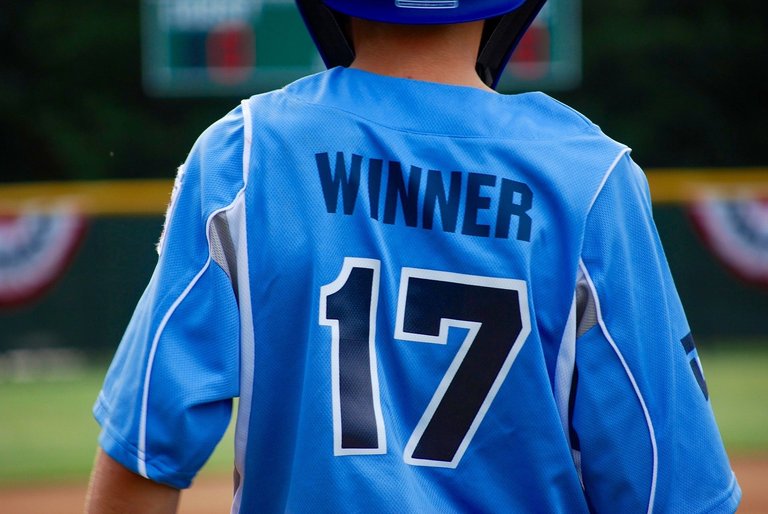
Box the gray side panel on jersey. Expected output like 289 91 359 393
554 266 600 486
575 270 598 338
209 212 240 300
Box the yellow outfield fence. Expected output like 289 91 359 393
646 168 768 204
0 179 173 216
0 168 767 216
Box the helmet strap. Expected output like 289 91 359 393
476 0 547 88
298 0 547 90
297 0 355 68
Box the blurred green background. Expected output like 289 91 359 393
0 0 766 493
1 1 766 184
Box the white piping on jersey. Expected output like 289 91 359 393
587 147 631 213
229 195 252 514
137 257 212 478
553 288 582 484
577 259 658 514
553 146 630 488
138 102 253 482
138 194 246 479
231 98 254 514
242 99 253 185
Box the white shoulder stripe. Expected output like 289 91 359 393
554 289 581 482
229 195 252 514
232 101 253 514
241 99 253 186
577 259 658 514
587 147 631 213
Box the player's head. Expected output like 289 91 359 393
295 0 547 89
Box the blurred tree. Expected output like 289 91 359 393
558 0 768 168
0 1 231 182
0 0 765 183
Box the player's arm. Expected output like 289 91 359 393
90 107 244 493
571 154 740 512
85 449 180 514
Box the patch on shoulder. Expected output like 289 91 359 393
157 164 186 256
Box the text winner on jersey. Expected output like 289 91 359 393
316 152 534 242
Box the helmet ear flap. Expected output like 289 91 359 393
297 0 547 90
476 0 547 88
296 0 355 68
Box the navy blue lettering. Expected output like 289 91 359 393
316 152 534 242
384 162 421 227
496 179 533 242
368 158 383 221
681 333 709 399
316 152 362 215
423 170 461 232
462 173 495 237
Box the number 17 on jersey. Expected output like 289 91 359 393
319 257 531 469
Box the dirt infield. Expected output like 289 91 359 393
1 457 765 513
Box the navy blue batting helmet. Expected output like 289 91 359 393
295 0 546 89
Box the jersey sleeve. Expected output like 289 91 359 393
93 108 245 488
571 153 741 513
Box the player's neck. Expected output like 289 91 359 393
349 19 494 92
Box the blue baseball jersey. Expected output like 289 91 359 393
94 67 740 513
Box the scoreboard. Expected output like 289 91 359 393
501 0 581 91
141 0 580 96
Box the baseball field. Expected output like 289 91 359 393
0 343 766 513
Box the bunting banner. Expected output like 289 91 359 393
0 204 87 308
688 192 768 288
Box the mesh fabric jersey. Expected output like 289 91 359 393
94 67 740 513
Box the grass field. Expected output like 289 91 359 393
0 368 236 486
0 343 765 487
699 344 768 452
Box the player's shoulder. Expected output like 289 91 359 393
178 103 248 218
242 70 326 109
195 103 247 151
508 92 633 187
504 91 612 141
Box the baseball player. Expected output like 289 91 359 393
86 0 741 512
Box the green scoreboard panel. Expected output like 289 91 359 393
498 0 581 92
141 0 580 97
